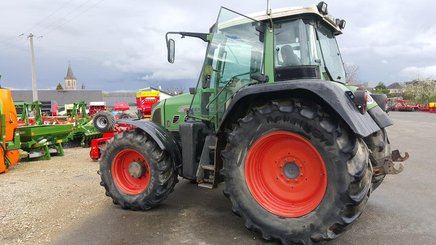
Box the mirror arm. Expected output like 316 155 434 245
166 32 209 43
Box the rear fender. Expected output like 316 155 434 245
116 119 182 171
219 80 393 138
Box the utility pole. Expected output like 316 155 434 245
28 33 38 101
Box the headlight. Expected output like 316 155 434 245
335 19 346 29
317 1 328 15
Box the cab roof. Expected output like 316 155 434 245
246 4 343 34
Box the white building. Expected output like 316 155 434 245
64 64 77 90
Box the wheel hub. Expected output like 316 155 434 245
283 161 300 179
128 161 145 178
245 131 327 218
97 118 107 128
112 149 151 195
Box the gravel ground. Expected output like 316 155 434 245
0 147 104 245
1 112 435 245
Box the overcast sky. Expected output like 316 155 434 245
1 0 435 91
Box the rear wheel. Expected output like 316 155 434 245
364 129 390 190
222 99 372 244
100 130 178 210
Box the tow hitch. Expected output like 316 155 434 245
373 150 409 176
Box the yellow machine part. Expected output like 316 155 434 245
0 149 5 173
0 148 20 173
0 89 18 141
136 90 160 98
0 88 20 173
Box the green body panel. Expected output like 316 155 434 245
264 26 275 83
153 93 194 131
6 132 20 151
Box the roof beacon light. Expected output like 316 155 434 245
317 1 328 15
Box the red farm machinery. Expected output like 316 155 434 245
136 89 160 119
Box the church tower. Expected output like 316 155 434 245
64 64 77 90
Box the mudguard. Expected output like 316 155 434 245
219 80 393 138
116 119 182 170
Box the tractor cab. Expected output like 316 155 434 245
163 2 348 130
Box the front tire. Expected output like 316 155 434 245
222 99 372 244
100 130 178 210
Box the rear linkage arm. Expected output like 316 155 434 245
373 150 409 176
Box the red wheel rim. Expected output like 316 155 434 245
245 131 327 218
112 149 151 195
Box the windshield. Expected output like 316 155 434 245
188 7 264 122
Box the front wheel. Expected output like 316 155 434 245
100 130 178 210
222 99 372 244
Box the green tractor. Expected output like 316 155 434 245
99 2 408 243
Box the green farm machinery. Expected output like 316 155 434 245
99 2 409 244
15 100 101 160
66 101 102 147
16 101 71 160
17 124 73 160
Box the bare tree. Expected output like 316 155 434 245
344 63 360 84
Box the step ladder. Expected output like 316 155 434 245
196 135 218 189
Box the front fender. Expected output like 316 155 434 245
117 119 182 170
219 80 393 137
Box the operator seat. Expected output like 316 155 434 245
280 45 301 66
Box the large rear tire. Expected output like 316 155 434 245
222 99 372 244
364 129 390 191
100 130 178 210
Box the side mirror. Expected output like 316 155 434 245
167 39 175 63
